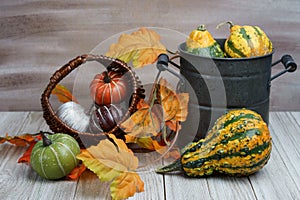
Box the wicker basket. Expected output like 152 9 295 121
41 54 144 148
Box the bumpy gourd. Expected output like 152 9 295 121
156 109 272 177
30 133 80 180
220 21 272 58
186 24 224 58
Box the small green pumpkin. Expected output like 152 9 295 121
30 132 80 180
219 21 272 58
156 109 272 177
186 24 224 58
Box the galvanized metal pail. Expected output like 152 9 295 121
175 39 297 141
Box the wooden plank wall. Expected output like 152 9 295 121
0 0 299 111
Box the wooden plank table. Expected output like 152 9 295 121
0 112 299 200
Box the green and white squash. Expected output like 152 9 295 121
30 132 80 180
156 109 272 177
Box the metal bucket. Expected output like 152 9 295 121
175 39 297 141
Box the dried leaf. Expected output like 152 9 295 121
158 78 189 123
125 135 164 151
121 78 189 139
120 99 162 138
67 164 87 180
76 134 144 200
0 133 41 147
105 27 167 68
52 84 78 103
17 142 37 163
111 172 144 200
125 135 180 159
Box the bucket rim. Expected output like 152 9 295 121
178 41 274 61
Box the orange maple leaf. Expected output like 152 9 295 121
111 172 144 200
121 78 189 138
18 141 37 163
105 27 167 68
158 78 189 131
52 84 78 103
67 164 87 180
120 99 162 138
76 134 144 200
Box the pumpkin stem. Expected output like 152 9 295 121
216 21 234 29
156 159 183 174
197 24 207 31
41 131 52 146
103 71 111 83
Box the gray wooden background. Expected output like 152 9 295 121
0 0 299 111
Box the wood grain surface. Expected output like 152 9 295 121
0 0 299 111
0 111 299 199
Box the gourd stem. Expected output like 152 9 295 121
156 159 182 174
41 131 52 146
103 71 111 83
216 21 234 29
197 24 207 31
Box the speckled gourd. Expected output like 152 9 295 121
186 24 224 58
156 109 272 177
220 21 273 58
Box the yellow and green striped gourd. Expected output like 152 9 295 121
220 21 273 58
156 109 272 177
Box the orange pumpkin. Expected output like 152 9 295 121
90 71 128 106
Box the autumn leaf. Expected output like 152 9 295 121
125 135 164 151
18 142 36 163
52 84 78 103
76 134 144 200
120 99 163 138
158 78 189 123
0 132 41 163
105 27 167 68
111 172 144 200
0 133 41 147
125 135 181 160
67 164 87 180
121 78 189 138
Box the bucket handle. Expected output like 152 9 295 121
270 54 297 81
156 54 186 92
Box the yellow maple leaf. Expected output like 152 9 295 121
105 27 167 68
76 134 144 200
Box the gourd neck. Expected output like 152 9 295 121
103 71 111 83
41 132 52 146
156 159 182 174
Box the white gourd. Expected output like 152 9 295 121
56 101 90 132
